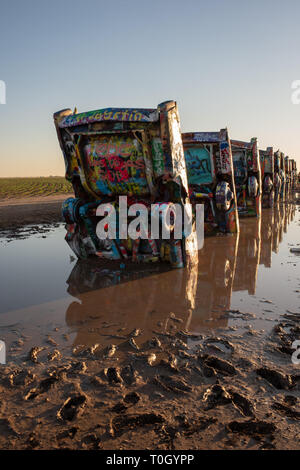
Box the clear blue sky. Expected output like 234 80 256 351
1 0 300 176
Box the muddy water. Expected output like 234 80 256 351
0 203 299 360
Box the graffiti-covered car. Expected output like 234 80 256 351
54 101 198 268
273 150 282 203
260 146 274 208
285 156 292 198
290 159 297 190
231 138 261 217
182 129 239 234
279 151 286 201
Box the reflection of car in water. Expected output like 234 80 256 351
290 159 298 190
233 217 261 295
231 138 262 217
65 231 242 346
260 147 274 208
189 233 239 331
272 204 285 253
284 156 290 199
54 101 197 269
182 130 239 235
66 261 198 348
274 151 286 201
259 209 274 268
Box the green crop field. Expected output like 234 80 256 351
0 177 73 200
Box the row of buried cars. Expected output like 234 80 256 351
53 100 298 269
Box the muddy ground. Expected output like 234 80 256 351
0 198 299 450
0 195 72 231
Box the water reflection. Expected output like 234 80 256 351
272 204 285 253
189 233 239 330
259 209 274 268
66 262 198 348
65 202 296 347
233 217 261 295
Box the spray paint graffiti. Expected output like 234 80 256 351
185 147 212 184
54 101 198 268
182 129 239 235
59 108 159 128
260 147 274 208
231 138 261 217
83 135 148 195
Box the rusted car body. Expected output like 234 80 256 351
259 147 274 208
231 138 261 217
291 160 298 189
182 129 239 234
278 152 286 200
273 150 282 203
290 159 296 190
284 156 290 198
54 101 197 268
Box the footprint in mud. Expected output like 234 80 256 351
57 394 87 421
153 375 192 394
124 392 140 405
0 418 19 437
110 413 165 438
57 426 78 441
174 415 217 437
271 402 300 420
25 376 59 400
199 354 237 376
203 337 234 355
105 367 123 384
9 369 35 387
256 367 294 390
120 365 137 386
226 420 276 439
203 384 232 408
229 390 255 417
203 385 255 417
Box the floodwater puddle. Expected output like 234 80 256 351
0 203 299 361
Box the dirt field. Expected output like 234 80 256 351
0 177 72 200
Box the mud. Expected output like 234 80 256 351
0 195 71 231
0 201 299 449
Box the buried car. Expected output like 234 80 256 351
259 146 274 208
278 151 286 201
53 101 198 268
273 150 282 203
231 138 262 217
182 129 239 235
